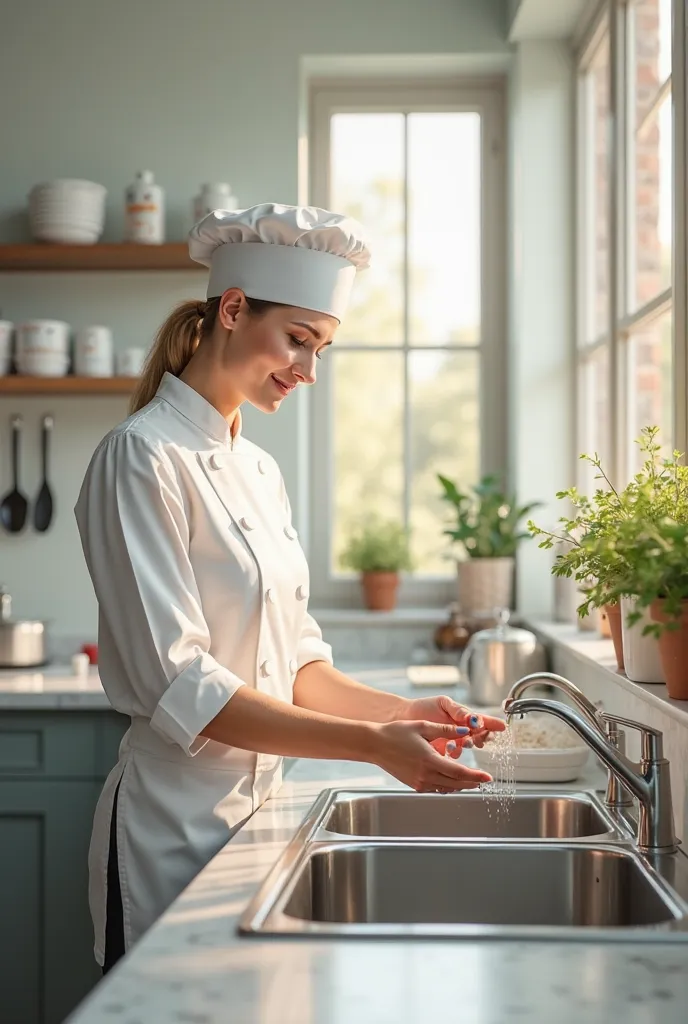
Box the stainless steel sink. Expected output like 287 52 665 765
319 790 619 841
240 840 688 939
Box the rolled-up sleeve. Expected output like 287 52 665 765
277 472 333 672
75 429 243 755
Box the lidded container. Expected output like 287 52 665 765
193 182 237 223
459 608 548 707
0 585 48 668
125 170 165 244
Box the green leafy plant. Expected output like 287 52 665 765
529 427 688 630
438 473 540 559
339 518 413 573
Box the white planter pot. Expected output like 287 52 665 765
620 596 665 684
457 556 514 615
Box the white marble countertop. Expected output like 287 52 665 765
0 663 111 709
65 668 688 1024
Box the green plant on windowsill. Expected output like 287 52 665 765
528 426 688 620
339 518 413 574
437 473 540 559
340 518 413 612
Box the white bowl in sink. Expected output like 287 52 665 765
473 742 590 783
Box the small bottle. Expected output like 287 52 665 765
125 170 165 244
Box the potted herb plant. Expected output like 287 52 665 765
530 427 688 693
438 474 539 615
340 518 412 611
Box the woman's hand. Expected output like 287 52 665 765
372 720 492 793
403 694 506 754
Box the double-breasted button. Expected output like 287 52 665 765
265 588 275 604
289 659 298 675
260 660 273 678
257 460 266 475
295 584 308 601
284 525 298 540
209 453 224 471
239 517 254 531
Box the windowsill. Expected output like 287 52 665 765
527 620 688 729
311 607 448 627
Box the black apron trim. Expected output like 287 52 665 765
102 779 125 975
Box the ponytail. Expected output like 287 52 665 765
129 297 220 414
129 294 287 415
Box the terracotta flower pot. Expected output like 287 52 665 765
650 599 688 700
361 571 400 611
603 603 624 672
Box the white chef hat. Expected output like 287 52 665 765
188 203 371 322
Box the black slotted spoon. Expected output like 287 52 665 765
34 414 54 533
0 415 29 533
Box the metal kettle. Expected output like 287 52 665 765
459 609 548 707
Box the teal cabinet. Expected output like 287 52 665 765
0 711 129 1024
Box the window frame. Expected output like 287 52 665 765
575 0 688 487
306 78 507 607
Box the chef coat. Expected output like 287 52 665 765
74 371 333 963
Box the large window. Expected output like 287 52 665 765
309 82 506 605
577 0 682 485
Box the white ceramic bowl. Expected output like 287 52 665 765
16 320 70 353
30 224 102 244
28 179 106 243
473 743 590 783
16 353 70 377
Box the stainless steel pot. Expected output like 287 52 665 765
0 585 48 668
459 609 547 706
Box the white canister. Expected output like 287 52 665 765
16 320 71 356
75 325 113 377
116 347 146 376
620 595 665 684
193 182 237 223
0 321 13 375
125 171 165 244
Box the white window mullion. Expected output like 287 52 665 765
672 0 688 457
402 113 412 539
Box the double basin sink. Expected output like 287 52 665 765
239 790 688 940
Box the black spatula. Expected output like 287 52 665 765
33 415 54 533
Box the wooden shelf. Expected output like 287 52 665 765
0 243 203 272
0 376 136 395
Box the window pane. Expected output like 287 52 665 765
409 350 479 574
577 346 610 490
331 352 404 572
581 33 611 341
407 113 481 346
631 2 673 310
330 113 404 345
627 307 673 472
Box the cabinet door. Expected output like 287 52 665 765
0 780 103 1024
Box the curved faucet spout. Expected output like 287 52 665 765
504 696 676 853
504 696 646 804
507 673 605 733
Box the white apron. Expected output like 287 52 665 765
74 372 332 964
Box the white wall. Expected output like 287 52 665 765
508 40 575 617
0 0 510 638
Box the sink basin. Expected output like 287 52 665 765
319 790 618 841
241 841 688 938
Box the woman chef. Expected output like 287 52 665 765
75 203 504 972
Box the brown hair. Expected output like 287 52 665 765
129 295 286 414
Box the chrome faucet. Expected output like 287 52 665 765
502 694 678 854
507 673 633 808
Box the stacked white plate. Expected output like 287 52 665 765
28 179 107 244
